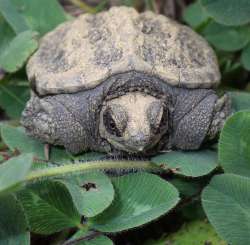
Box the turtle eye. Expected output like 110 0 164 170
158 106 169 132
147 102 168 135
103 109 122 137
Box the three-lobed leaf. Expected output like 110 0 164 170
202 174 250 245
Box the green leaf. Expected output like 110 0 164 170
229 91 250 111
1 125 45 157
121 0 135 6
170 178 202 197
0 0 29 33
200 0 250 26
11 0 67 35
0 153 33 195
0 155 4 162
69 230 113 245
241 44 250 71
202 174 250 245
0 30 38 72
90 173 180 232
182 1 209 28
62 171 114 217
0 15 15 52
0 125 71 162
203 22 250 51
219 111 250 177
152 220 226 245
0 82 29 119
181 201 206 221
151 150 218 177
0 194 30 245
18 180 81 234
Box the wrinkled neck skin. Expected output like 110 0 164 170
23 71 218 156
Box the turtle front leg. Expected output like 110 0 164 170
21 93 90 154
168 89 232 151
21 94 57 144
206 94 232 140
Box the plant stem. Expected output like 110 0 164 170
25 160 161 183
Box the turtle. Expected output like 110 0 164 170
21 6 231 156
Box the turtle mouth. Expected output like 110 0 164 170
108 138 163 157
112 136 158 154
106 136 159 156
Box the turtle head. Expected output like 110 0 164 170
99 92 168 153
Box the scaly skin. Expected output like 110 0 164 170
21 72 231 155
206 94 232 140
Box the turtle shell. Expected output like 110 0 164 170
27 6 221 96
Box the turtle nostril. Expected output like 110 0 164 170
131 133 148 144
128 133 151 152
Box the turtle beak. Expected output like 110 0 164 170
126 132 151 152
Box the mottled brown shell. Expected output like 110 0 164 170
27 6 220 95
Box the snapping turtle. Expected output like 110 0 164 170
21 6 231 155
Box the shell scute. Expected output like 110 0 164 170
27 6 220 95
